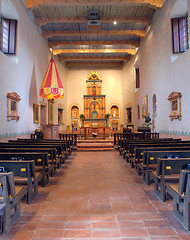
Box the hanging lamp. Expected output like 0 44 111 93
39 57 64 99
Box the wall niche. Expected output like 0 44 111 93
168 92 182 121
7 92 21 121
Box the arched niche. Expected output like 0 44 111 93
70 105 80 132
110 105 119 130
88 83 102 95
92 85 97 95
71 106 79 119
110 105 119 118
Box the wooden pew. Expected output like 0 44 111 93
0 160 43 204
139 150 190 185
0 204 5 233
0 148 56 177
0 152 50 187
150 158 190 202
0 143 63 168
118 138 177 156
128 141 190 165
0 172 27 233
16 139 71 158
135 146 190 167
133 146 190 175
30 133 78 146
166 169 190 231
122 138 181 160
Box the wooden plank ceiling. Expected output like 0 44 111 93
23 0 166 68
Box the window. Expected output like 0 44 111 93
1 18 17 54
135 68 140 89
171 16 188 53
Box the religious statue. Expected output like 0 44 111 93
72 110 76 119
92 86 96 95
113 110 116 118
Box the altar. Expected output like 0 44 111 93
83 118 107 127
81 71 108 127
71 71 120 133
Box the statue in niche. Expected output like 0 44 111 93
113 110 116 118
92 86 96 95
72 110 76 119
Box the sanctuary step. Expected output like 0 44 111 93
77 139 115 152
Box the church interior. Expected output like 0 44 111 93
0 0 190 239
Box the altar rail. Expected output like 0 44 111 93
81 127 109 140
114 132 159 145
59 134 77 146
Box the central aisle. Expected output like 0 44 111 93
3 151 190 239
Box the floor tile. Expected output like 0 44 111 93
120 228 149 238
1 151 189 239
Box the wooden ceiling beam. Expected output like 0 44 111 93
53 48 136 55
49 40 140 48
65 61 124 68
36 16 152 27
25 0 165 9
44 30 146 39
59 55 130 62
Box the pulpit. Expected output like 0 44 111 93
43 125 59 139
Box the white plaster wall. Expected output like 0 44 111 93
123 0 190 136
66 68 123 127
0 0 66 138
4 0 190 137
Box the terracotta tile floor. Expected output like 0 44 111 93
1 151 190 239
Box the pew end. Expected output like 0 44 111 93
167 169 190 231
0 172 27 233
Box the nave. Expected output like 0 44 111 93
1 151 190 240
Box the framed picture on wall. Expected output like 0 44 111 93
142 95 148 118
33 104 40 123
